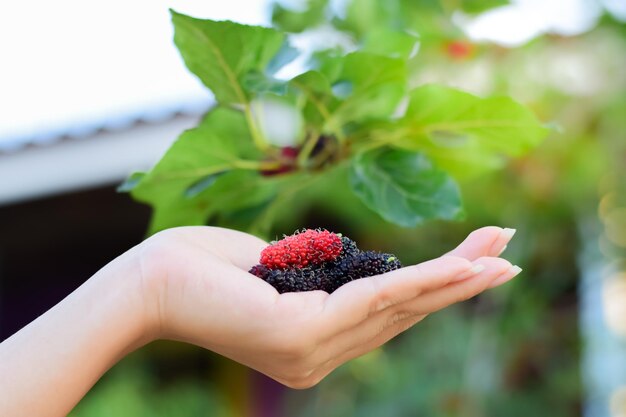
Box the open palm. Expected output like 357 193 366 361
139 226 518 388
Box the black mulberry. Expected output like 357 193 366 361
322 251 402 293
248 230 402 294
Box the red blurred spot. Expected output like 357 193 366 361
281 146 300 159
446 40 474 60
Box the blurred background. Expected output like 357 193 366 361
1 0 625 416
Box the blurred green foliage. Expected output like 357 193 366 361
69 354 231 417
269 2 624 416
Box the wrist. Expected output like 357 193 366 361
123 245 164 348
133 231 180 342
93 245 162 353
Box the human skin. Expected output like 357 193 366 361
0 226 519 417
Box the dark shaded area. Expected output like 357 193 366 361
0 186 150 340
0 187 274 416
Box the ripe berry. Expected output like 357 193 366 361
260 146 300 176
249 229 402 294
260 229 343 269
322 251 402 293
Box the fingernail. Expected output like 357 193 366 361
489 265 522 288
494 228 516 256
454 264 486 281
501 228 516 240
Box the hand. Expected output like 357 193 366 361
138 226 520 389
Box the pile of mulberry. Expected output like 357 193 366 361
249 229 402 293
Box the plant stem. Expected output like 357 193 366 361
291 80 346 144
297 129 320 168
244 104 271 151
353 131 407 153
233 159 279 171
153 160 280 182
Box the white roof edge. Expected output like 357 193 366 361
0 114 201 206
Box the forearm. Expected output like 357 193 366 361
0 248 155 417
0 225 518 412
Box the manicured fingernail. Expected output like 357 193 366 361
454 264 485 281
501 228 516 240
489 265 522 288
493 229 516 256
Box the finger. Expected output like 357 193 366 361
400 256 518 315
488 265 522 288
211 228 269 270
311 313 426 385
313 257 506 359
312 306 426 371
312 257 516 368
446 226 516 260
303 257 520 383
309 229 512 361
178 226 269 270
320 256 480 335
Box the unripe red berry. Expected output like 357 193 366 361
260 229 343 269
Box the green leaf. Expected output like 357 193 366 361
330 52 407 125
242 71 288 95
171 10 285 104
362 28 420 59
184 172 227 198
126 9 550 236
334 0 401 38
310 49 346 82
265 42 300 75
392 84 550 176
291 70 333 94
147 171 278 234
331 81 353 99
117 172 146 192
460 0 508 14
333 0 455 41
271 0 328 33
129 107 271 234
289 70 339 130
349 148 463 226
396 0 465 41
